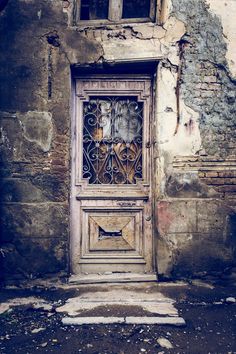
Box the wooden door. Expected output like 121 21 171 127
71 75 154 274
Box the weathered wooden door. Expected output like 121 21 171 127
71 75 154 274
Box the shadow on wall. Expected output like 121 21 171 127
0 2 11 239
0 0 9 12
171 212 236 279
156 200 236 280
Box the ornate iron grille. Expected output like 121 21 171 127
82 96 143 184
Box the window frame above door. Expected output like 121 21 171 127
73 0 159 26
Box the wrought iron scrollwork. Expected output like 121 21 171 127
82 96 143 184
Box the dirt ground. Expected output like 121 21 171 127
0 280 236 354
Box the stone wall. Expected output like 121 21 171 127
0 0 235 282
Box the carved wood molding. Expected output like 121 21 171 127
76 76 152 100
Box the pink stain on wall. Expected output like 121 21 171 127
157 201 174 236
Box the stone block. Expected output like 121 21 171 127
157 200 197 235
61 316 185 326
18 111 53 152
171 238 234 278
205 171 219 178
165 172 218 198
0 178 47 203
0 112 53 161
157 223 236 278
102 37 162 62
31 174 69 202
62 317 125 325
50 104 70 135
1 237 68 279
0 203 69 241
196 200 228 232
0 176 68 203
126 316 185 326
217 185 236 193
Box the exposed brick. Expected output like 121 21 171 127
51 165 68 172
54 135 68 144
203 76 217 83
198 171 205 178
51 159 67 166
201 178 224 185
198 83 221 90
218 171 236 178
224 178 236 185
217 185 236 193
201 91 214 98
204 171 219 178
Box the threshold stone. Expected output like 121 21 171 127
62 316 186 326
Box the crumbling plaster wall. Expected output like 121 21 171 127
157 0 236 277
0 0 235 281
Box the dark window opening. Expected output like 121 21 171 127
80 0 109 20
122 0 151 19
77 0 156 23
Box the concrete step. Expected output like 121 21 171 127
58 285 185 326
62 316 186 326
69 272 157 284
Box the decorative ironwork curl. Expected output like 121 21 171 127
82 96 143 184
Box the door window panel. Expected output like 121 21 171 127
82 96 143 184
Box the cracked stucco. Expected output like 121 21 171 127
76 16 186 63
206 0 236 78
18 111 53 152
171 0 236 158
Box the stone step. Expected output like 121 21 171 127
57 301 178 317
56 289 178 317
69 273 157 284
62 316 186 326
59 285 185 327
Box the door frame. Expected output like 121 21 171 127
70 72 157 275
